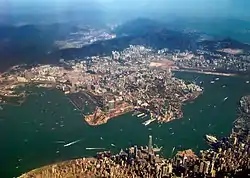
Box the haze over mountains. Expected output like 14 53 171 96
1 0 250 24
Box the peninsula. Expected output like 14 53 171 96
0 45 203 126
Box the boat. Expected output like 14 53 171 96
132 111 140 116
171 147 176 155
153 146 162 152
63 140 81 147
170 132 175 135
137 113 145 117
86 148 106 150
0 106 3 110
143 119 155 126
55 141 66 144
205 135 218 144
210 81 215 84
223 97 228 101
111 143 116 147
142 114 148 119
215 77 219 81
246 81 249 84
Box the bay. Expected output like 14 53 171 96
0 71 250 177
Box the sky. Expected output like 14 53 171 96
0 0 250 24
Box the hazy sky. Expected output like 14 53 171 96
1 0 250 23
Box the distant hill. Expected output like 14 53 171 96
55 18 197 60
0 23 77 72
1 18 250 72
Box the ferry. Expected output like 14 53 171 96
143 119 155 126
63 140 81 147
205 135 218 144
137 113 145 117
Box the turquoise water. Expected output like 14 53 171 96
0 72 250 177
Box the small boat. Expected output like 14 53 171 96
246 81 249 84
153 146 162 152
132 111 140 116
171 147 176 154
100 137 103 140
64 140 81 147
137 113 145 117
170 132 174 135
210 81 215 84
111 143 115 147
142 114 148 119
143 119 155 126
223 97 228 101
0 106 3 110
55 141 66 144
86 148 105 150
205 135 217 144
215 77 219 81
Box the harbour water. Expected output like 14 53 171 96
0 72 250 177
